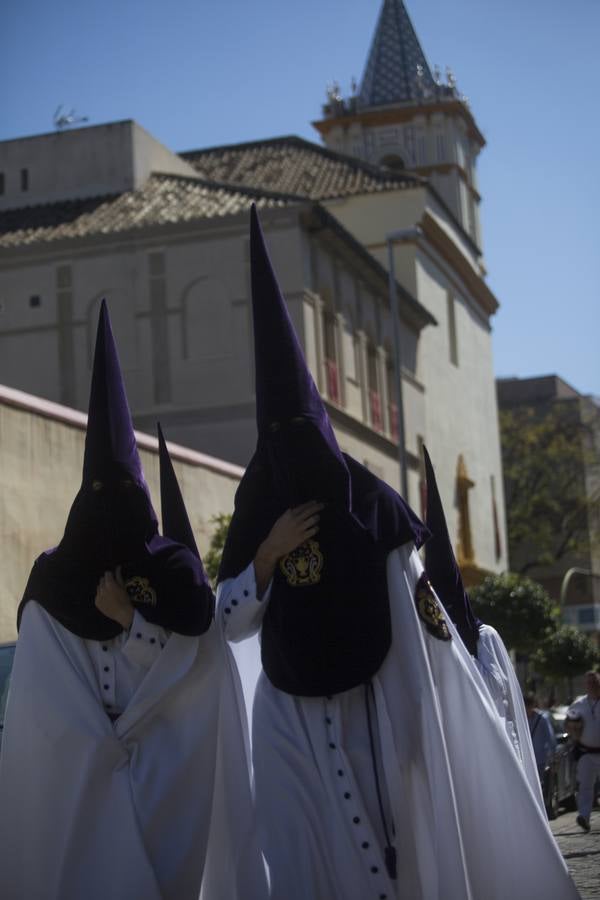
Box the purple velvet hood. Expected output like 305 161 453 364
218 206 428 696
19 302 213 640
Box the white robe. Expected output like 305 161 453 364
220 544 579 900
474 623 545 811
0 600 268 900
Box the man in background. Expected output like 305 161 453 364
566 670 600 832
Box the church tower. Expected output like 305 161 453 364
313 0 485 248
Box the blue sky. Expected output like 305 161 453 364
1 0 598 395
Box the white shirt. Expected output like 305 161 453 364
567 694 600 748
85 609 169 715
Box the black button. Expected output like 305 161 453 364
136 633 142 639
149 637 156 644
103 684 109 690
326 716 332 725
380 895 387 899
329 742 336 749
371 866 379 874
362 842 370 850
344 792 351 799
224 608 232 615
353 817 360 824
104 703 111 709
102 645 108 652
243 589 249 597
160 642 165 648
326 695 333 700
337 769 343 777
103 666 109 672
232 599 238 606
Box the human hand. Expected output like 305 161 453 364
254 502 323 598
258 502 323 567
95 566 134 629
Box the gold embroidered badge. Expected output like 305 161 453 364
125 575 157 607
280 540 324 587
415 573 451 641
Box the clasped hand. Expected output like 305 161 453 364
254 501 323 596
95 565 135 629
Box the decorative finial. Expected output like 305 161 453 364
446 67 456 89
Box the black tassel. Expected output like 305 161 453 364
385 845 397 880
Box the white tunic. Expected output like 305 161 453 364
567 694 600 748
84 609 168 715
0 600 268 900
220 544 579 900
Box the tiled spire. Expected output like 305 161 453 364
359 0 436 107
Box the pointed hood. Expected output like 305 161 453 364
423 446 481 657
19 302 213 640
250 203 350 508
218 206 429 698
82 299 147 490
157 423 199 558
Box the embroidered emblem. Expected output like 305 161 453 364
415 573 451 641
125 575 157 607
280 540 324 587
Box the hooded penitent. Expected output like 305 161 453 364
19 301 213 640
219 205 429 696
423 445 481 657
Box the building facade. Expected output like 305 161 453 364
0 0 508 587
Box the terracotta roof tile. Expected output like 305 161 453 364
181 135 421 200
0 175 290 249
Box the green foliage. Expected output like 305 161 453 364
204 514 232 588
531 625 599 681
470 572 557 655
500 402 599 575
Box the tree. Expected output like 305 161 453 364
203 514 232 588
531 625 599 701
500 401 600 576
470 573 557 655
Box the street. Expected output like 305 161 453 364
551 810 600 899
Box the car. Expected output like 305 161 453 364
0 642 16 752
540 709 578 820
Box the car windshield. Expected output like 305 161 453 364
0 644 16 727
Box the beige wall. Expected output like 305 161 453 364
0 387 242 642
324 187 507 575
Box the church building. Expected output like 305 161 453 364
0 0 507 631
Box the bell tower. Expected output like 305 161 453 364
313 0 485 248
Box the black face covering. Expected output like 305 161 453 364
265 418 349 508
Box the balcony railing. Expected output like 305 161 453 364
369 390 383 432
325 358 340 405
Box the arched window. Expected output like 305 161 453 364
380 153 405 171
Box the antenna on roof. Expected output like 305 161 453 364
53 105 89 130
